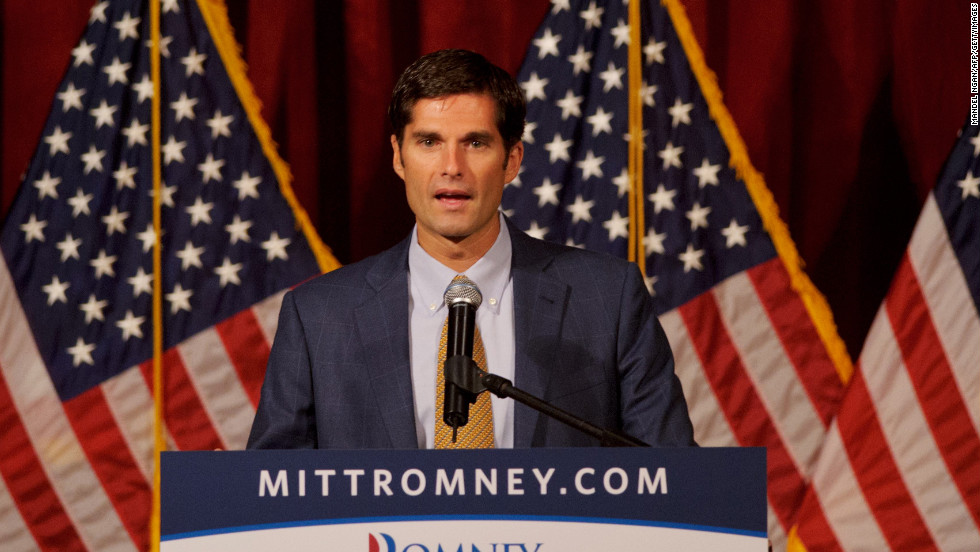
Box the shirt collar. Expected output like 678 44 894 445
408 212 512 317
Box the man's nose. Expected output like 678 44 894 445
442 145 463 177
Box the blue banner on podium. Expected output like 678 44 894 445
161 447 766 551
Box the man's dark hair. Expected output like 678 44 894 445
388 49 526 151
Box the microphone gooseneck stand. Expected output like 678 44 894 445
443 355 649 447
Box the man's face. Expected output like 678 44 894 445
391 93 523 247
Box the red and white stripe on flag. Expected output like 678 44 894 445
0 254 286 550
790 168 980 548
662 256 847 550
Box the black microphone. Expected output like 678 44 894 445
442 276 483 442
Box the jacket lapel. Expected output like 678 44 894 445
353 236 419 448
508 221 570 447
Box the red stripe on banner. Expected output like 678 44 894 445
678 293 802 531
62 386 150 550
0 370 84 551
747 258 844 424
836 370 934 550
886 256 980 524
215 308 272 407
139 348 223 451
792 491 844 552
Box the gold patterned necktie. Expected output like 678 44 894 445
435 279 494 449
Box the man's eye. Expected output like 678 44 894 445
470 140 484 148
420 139 434 147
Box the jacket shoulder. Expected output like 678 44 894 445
288 237 409 305
511 226 636 282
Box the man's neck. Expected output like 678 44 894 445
416 217 501 273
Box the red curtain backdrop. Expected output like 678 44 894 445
1 0 969 357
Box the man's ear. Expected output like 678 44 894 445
391 135 405 180
504 141 524 183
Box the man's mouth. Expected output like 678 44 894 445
435 191 471 205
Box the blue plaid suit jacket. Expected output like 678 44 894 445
247 218 694 449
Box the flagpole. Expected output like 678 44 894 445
627 0 646 275
149 0 165 548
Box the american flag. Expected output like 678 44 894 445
790 123 980 551
502 0 851 548
0 0 335 549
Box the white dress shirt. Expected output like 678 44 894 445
407 213 515 448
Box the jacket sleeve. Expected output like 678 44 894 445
616 262 697 446
246 290 318 449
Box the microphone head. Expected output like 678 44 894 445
444 275 482 310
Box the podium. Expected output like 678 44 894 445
161 447 766 551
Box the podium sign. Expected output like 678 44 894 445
161 447 766 551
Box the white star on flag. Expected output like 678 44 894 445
576 150 605 180
586 106 614 136
66 337 96 367
668 97 693 127
20 214 47 243
556 89 584 119
57 83 85 112
544 133 573 163
42 275 71 305
56 233 82 261
103 57 131 85
533 178 562 207
185 197 214 226
127 267 153 297
602 210 629 241
566 194 595 224
678 243 705 272
34 171 61 200
233 171 262 200
657 141 684 170
71 40 96 67
721 219 749 248
206 109 234 138
692 158 721 188
597 61 624 92
261 232 291 261
224 215 253 244
165 283 193 314
533 28 561 59
685 202 712 230
90 99 118 128
568 44 593 75
44 126 72 156
101 205 129 235
89 249 118 279
68 189 93 217
197 153 225 183
171 92 198 121
162 136 187 164
520 72 549 102
79 294 107 324
181 47 207 77
115 310 145 340
648 184 676 213
176 241 205 270
213 257 243 287
112 12 141 41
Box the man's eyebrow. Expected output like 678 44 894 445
462 131 494 143
410 130 442 141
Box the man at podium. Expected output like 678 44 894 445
247 49 695 450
